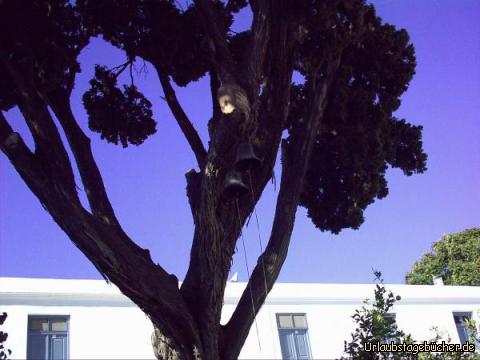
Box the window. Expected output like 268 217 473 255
453 312 472 344
381 313 400 344
277 313 312 360
27 316 69 360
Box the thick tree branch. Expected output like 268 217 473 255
47 91 120 226
243 0 271 100
2 107 201 358
193 0 235 82
222 57 341 359
50 206 200 359
0 112 49 197
0 58 79 201
155 68 207 169
1 60 202 356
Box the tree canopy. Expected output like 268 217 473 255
0 0 426 358
406 228 480 286
343 273 480 360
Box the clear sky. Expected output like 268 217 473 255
1 0 479 284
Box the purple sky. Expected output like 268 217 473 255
1 0 479 284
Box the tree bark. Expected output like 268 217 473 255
0 1 347 359
223 57 342 359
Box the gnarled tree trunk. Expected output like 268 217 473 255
0 0 353 358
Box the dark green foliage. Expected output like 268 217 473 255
225 0 248 14
0 0 427 235
228 31 252 66
406 228 480 286
294 0 371 72
83 66 156 147
287 1 427 234
77 0 213 86
0 0 88 99
76 0 250 148
0 312 11 360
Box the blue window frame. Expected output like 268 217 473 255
277 313 312 360
453 312 472 344
27 316 69 360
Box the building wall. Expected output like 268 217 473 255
1 278 479 360
2 305 154 359
231 302 480 359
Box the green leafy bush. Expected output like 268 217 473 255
341 272 479 360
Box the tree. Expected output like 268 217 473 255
341 271 415 360
0 0 427 359
342 273 480 360
406 228 480 286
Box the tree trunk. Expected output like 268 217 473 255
0 1 314 358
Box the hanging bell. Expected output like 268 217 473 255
223 170 249 197
234 142 261 171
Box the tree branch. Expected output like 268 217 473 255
243 0 271 100
155 68 207 169
0 112 49 197
0 57 79 201
1 63 203 357
193 0 235 82
50 204 201 358
47 90 120 226
222 57 341 359
2 107 202 357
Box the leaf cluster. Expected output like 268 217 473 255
417 324 480 360
341 272 411 360
406 228 480 286
1 0 428 235
77 0 224 86
83 65 156 147
76 0 241 147
287 0 427 234
0 0 88 110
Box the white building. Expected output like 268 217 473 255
0 277 479 360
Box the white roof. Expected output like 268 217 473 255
1 277 480 307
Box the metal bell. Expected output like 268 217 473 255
223 170 249 197
234 142 261 171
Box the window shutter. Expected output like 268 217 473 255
28 334 48 360
294 330 311 360
50 335 67 360
279 331 297 360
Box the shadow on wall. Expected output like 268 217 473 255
0 312 12 360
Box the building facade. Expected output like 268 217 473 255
1 277 479 359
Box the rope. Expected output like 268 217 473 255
247 171 278 355
247 171 269 298
235 198 262 351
